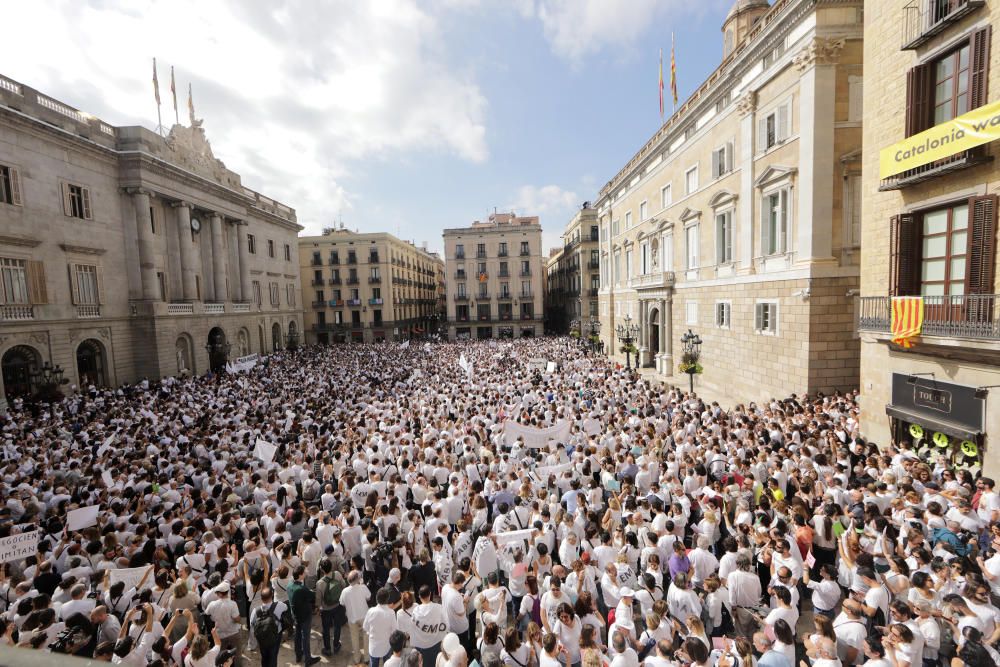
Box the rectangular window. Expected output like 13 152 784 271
0 165 22 206
716 211 733 264
374 310 383 325
762 189 790 255
267 239 275 258
712 142 734 178
755 302 779 334
612 219 620 236
521 280 531 296
350 288 359 300
284 244 291 261
334 310 343 325
373 287 381 299
641 243 649 275
685 165 698 195
520 241 530 256
934 43 971 125
0 258 29 304
477 243 486 258
478 282 488 298
906 28 990 137
685 225 699 269
613 253 621 283
715 301 731 329
686 301 698 325
625 211 632 229
499 261 509 277
661 184 672 209
639 201 648 221
499 242 508 257
920 203 969 296
500 282 510 297
758 103 790 151
457 283 466 297
288 284 296 306
269 282 280 306
520 260 530 275
455 244 465 258
477 262 487 276
625 249 633 279
62 183 92 220
477 303 490 320
370 267 381 280
252 280 262 306
248 234 257 255
845 173 862 247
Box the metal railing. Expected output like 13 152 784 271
329 278 342 285
369 276 382 284
902 0 984 50
588 260 600 270
346 277 359 285
311 300 327 308
858 294 1000 339
310 279 324 286
879 147 989 191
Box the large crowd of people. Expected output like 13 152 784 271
0 337 996 667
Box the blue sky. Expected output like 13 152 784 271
2 0 733 253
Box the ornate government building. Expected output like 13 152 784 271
0 73 303 407
598 0 863 401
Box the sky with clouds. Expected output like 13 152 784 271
2 0 732 253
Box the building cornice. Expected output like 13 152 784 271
59 243 106 256
0 234 41 248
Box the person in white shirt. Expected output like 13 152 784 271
804 564 842 617
442 572 471 655
341 570 373 663
411 584 448 667
610 630 639 667
363 587 399 667
204 582 242 663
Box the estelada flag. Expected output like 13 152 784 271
891 296 924 348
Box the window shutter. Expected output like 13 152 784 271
726 141 734 172
68 264 81 304
96 266 106 304
966 195 997 295
761 200 772 256
889 214 921 296
770 304 778 332
9 168 22 206
61 182 72 216
711 150 720 179
970 26 992 111
777 103 789 142
905 63 932 137
757 117 767 152
755 303 763 330
26 261 46 304
81 187 93 220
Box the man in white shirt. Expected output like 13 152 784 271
610 630 639 667
687 536 719 589
363 587 398 667
410 584 448 667
340 570 372 664
832 600 868 666
728 554 762 637
204 582 242 663
442 572 471 656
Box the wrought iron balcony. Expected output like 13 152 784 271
901 0 984 50
346 299 362 307
329 278 341 285
858 294 1000 340
369 276 382 284
455 270 467 279
311 300 327 308
310 279 324 286
346 277 359 285
588 260 600 270
454 294 469 301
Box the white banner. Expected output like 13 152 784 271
536 461 572 480
546 361 557 373
502 420 571 449
583 418 602 436
253 439 277 464
400 340 410 349
67 505 100 531
527 358 547 371
459 354 474 380
109 565 153 592
0 531 38 563
226 354 259 374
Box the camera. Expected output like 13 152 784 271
49 626 90 655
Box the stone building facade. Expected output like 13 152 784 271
443 212 545 340
545 204 600 335
859 0 1000 475
597 0 863 403
0 73 302 407
299 228 444 344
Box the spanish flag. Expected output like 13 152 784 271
891 296 924 348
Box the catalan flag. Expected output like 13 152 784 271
659 48 664 120
670 33 678 107
479 272 488 282
891 296 924 348
152 58 161 106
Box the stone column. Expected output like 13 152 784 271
211 214 228 301
236 221 251 302
131 189 159 300
173 202 198 301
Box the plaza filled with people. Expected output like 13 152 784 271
0 338 995 667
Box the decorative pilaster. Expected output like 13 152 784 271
792 37 846 72
172 201 198 301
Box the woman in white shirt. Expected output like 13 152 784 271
553 603 582 667
772 619 797 667
502 626 534 667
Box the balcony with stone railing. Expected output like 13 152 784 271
0 304 34 321
630 271 676 290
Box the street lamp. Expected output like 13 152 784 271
679 328 703 394
30 361 69 402
615 314 640 369
285 331 300 350
587 318 601 353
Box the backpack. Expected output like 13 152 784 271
530 593 542 626
322 574 344 608
253 603 281 648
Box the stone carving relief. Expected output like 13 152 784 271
735 90 757 116
165 119 229 181
793 37 846 72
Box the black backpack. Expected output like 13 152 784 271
253 603 281 648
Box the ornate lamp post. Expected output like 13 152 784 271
30 361 68 402
588 318 601 353
285 331 300 351
615 314 640 369
679 328 703 394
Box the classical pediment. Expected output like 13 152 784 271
755 165 797 189
709 190 738 208
678 207 701 223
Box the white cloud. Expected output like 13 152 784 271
0 0 489 235
507 184 581 251
521 0 723 64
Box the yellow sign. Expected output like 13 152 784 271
961 440 979 457
879 100 1000 180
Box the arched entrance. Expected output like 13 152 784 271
271 322 282 351
237 328 250 357
287 321 298 350
207 327 229 372
2 345 41 403
175 335 194 375
76 339 107 387
648 307 660 365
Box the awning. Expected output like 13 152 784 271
885 404 983 440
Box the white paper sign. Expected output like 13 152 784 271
495 528 535 545
536 462 572 480
67 505 100 531
253 439 277 464
101 470 113 487
0 531 39 563
546 361 557 373
109 565 153 591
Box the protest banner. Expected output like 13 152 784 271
67 505 100 531
0 531 38 563
110 565 153 591
495 528 535 545
503 420 570 449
